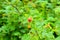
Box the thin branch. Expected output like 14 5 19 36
5 0 20 14
10 4 20 14
35 30 41 40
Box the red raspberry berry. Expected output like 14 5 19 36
28 17 32 22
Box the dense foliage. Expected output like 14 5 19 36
0 0 60 40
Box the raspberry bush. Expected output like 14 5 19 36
0 0 60 40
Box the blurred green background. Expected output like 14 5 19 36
0 0 60 40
